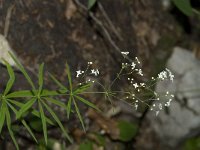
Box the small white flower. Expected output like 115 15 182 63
138 69 143 76
133 83 139 88
76 70 82 77
91 69 99 76
88 62 93 65
121 51 129 55
140 83 145 87
135 57 140 64
166 68 174 82
131 62 136 70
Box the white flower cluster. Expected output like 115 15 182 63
74 51 175 117
76 61 99 85
149 91 174 116
157 68 174 82
119 52 175 116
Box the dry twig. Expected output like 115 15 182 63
4 4 14 38
73 0 132 62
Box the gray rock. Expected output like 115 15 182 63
148 47 200 147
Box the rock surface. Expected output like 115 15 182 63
148 47 200 147
0 34 17 67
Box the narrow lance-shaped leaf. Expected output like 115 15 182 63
7 99 54 126
45 97 68 111
73 83 92 94
38 63 44 95
38 101 48 145
67 96 72 119
41 89 64 97
7 100 38 143
16 98 37 119
75 95 100 112
8 51 36 91
5 105 19 150
88 0 97 9
3 59 15 95
5 101 37 142
6 89 61 98
6 90 34 98
42 101 72 143
65 62 72 91
0 101 6 134
73 97 85 131
49 73 68 91
172 0 193 16
21 120 38 143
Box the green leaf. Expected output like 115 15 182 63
94 133 105 146
65 62 72 91
0 101 6 134
3 60 15 95
6 90 34 98
40 89 64 97
184 137 200 150
38 63 44 95
172 0 193 16
74 83 91 94
32 110 54 126
6 89 62 98
5 105 19 150
38 101 48 145
49 73 67 91
7 99 54 126
22 119 38 143
42 101 72 143
6 101 18 114
75 95 100 112
88 0 97 10
8 51 36 90
5 101 37 142
118 121 138 142
67 96 72 119
7 99 25 107
16 98 37 119
79 141 93 150
45 97 67 111
73 97 85 131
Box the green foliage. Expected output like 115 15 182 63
95 133 106 146
0 53 100 149
118 120 138 142
172 0 193 16
88 0 97 10
79 140 93 150
184 137 200 150
0 50 176 150
37 138 61 150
